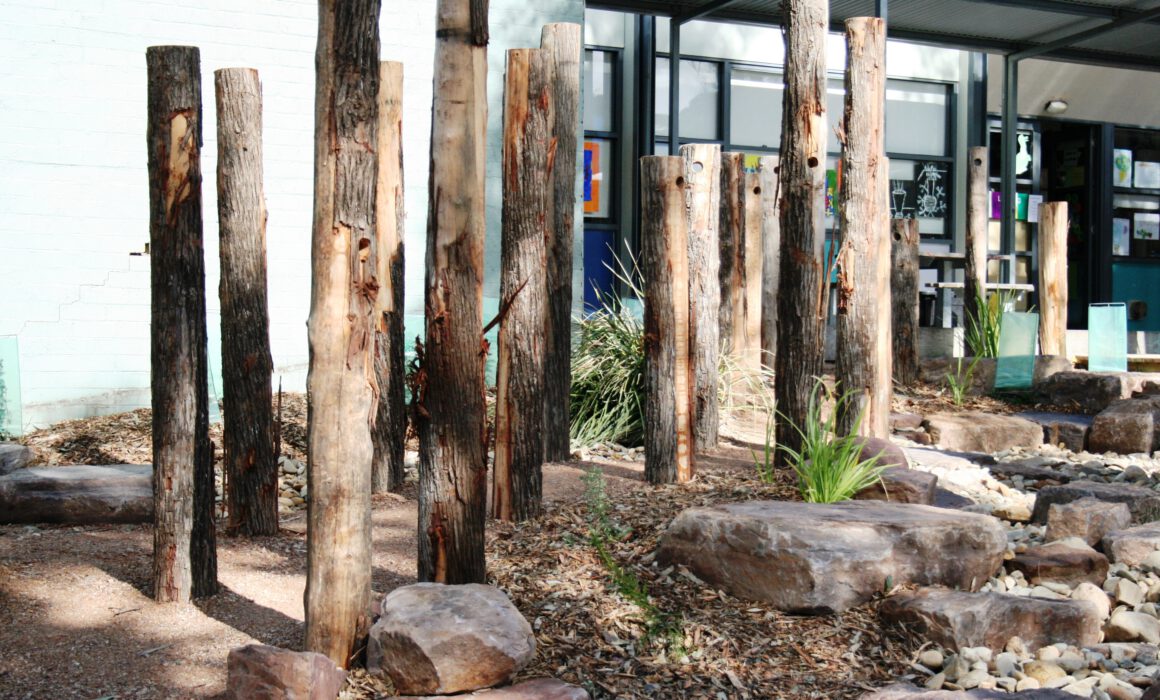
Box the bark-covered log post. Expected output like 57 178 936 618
146 45 218 604
759 156 780 369
418 0 489 584
775 0 829 462
718 152 744 356
680 143 721 453
891 218 921 385
740 168 765 372
540 23 581 464
1039 201 1069 356
641 156 693 485
965 146 989 329
215 67 277 536
494 48 553 522
304 0 379 667
835 17 890 439
372 61 406 494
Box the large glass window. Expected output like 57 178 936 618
583 50 615 133
583 49 618 222
885 79 949 156
655 57 720 140
730 68 782 149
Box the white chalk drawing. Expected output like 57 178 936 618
915 161 948 218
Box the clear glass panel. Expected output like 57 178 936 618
885 79 949 156
0 336 21 437
583 138 613 219
655 58 719 140
730 68 782 149
1015 222 1032 252
583 50 614 133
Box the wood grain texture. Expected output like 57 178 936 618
759 156 781 369
681 143 721 453
216 67 277 536
740 169 764 372
146 45 217 604
966 146 989 329
417 0 489 584
305 0 379 666
1039 201 1069 356
494 48 552 521
718 153 743 354
891 218 921 386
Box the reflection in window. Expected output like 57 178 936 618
885 80 948 156
730 68 782 149
583 50 614 133
655 58 719 140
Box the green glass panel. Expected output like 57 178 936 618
994 311 1038 390
1089 303 1128 373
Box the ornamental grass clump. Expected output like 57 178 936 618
569 292 646 447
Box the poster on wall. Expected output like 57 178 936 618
825 168 839 218
1136 212 1160 241
889 180 916 219
1114 149 1133 187
583 141 600 215
1135 162 1160 190
1113 218 1131 255
990 191 1001 220
914 161 949 218
1028 194 1044 223
1015 193 1029 221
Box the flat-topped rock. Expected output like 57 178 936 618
1036 371 1160 414
853 466 937 505
1089 399 1160 455
1102 522 1160 567
989 458 1073 485
384 679 590 700
923 413 1043 454
657 501 1005 613
1031 481 1160 524
0 443 32 475
1007 538 1109 586
0 464 152 524
879 589 1102 652
860 683 1078 699
225 644 345 700
858 436 910 469
1045 497 1131 546
1017 412 1092 453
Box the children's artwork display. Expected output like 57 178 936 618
1135 161 1160 189
1028 194 1044 223
915 161 949 217
583 141 601 215
1113 217 1131 255
990 191 1001 220
889 179 916 219
1114 149 1133 187
825 169 838 218
1015 192 1029 221
1135 212 1160 241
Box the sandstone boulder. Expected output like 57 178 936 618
1031 481 1160 524
1016 412 1092 453
1045 497 1131 546
1105 609 1160 644
0 464 153 524
1089 399 1158 455
1035 371 1160 414
879 589 1102 652
1007 538 1109 586
656 501 1005 613
226 644 345 700
367 583 535 695
858 436 910 469
1103 522 1160 567
854 467 937 505
923 413 1043 454
384 678 590 700
0 443 31 475
891 413 925 431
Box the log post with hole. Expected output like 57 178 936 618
759 155 780 369
680 142 721 453
305 0 379 666
494 48 553 522
372 61 406 494
540 23 580 464
215 67 277 535
418 0 489 584
1039 201 1069 356
835 17 890 438
966 146 989 331
641 156 692 485
740 168 765 372
775 0 829 462
719 152 744 357
891 218 921 385
146 45 218 604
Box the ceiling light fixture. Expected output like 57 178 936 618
1044 99 1069 114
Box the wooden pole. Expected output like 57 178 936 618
965 146 989 330
835 17 889 438
775 0 829 462
759 156 780 369
215 67 277 535
146 45 217 602
1039 201 1069 356
372 61 406 494
418 0 488 584
719 152 744 356
305 0 379 667
891 218 921 385
680 143 721 453
741 168 765 372
540 23 581 464
642 156 693 485
494 48 553 522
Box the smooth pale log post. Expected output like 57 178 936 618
680 143 721 453
740 169 764 372
891 218 921 385
540 23 581 464
494 48 553 522
418 0 489 584
215 67 277 535
1039 201 1069 356
835 17 889 438
718 152 743 354
775 0 829 463
966 146 989 328
146 45 217 604
642 156 693 485
305 0 379 667
759 156 780 368
372 61 406 494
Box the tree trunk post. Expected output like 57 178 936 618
1039 201 1069 356
305 0 379 667
494 48 553 522
215 67 277 536
759 156 780 369
740 168 765 372
891 218 921 385
418 0 489 584
372 61 406 494
835 17 890 438
540 23 581 464
146 45 218 604
718 152 744 356
681 143 721 454
641 156 693 485
966 146 989 329
775 0 829 462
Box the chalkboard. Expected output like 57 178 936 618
915 161 949 218
889 180 916 219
